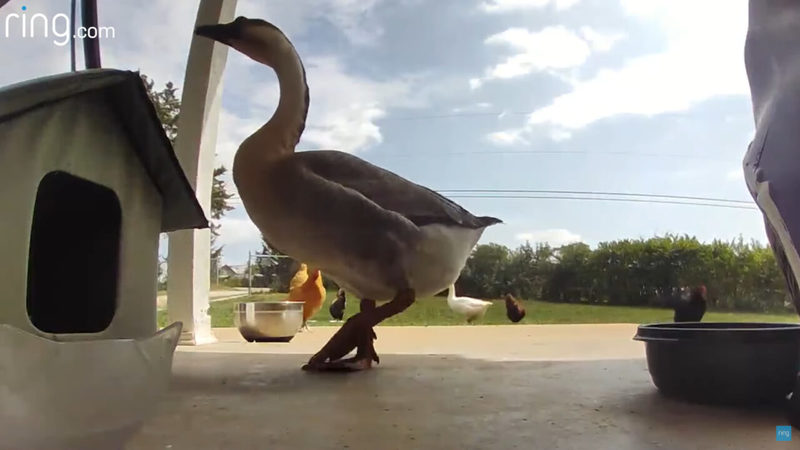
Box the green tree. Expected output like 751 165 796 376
251 242 300 291
210 165 235 259
543 242 592 302
141 74 234 271
460 243 511 297
504 242 554 299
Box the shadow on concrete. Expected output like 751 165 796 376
128 353 790 450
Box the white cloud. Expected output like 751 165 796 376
214 110 267 173
549 129 572 142
217 218 263 247
213 53 424 169
480 0 581 13
579 27 626 52
97 0 389 87
324 0 385 45
488 0 750 143
237 0 386 46
303 104 386 151
97 1 200 89
487 130 528 146
296 56 416 152
516 229 582 246
471 25 624 92
481 26 592 82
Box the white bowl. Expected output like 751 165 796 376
0 322 182 449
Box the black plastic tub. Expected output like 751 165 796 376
634 322 800 405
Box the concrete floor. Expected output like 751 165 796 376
127 325 793 449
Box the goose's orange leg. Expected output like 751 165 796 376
302 289 415 372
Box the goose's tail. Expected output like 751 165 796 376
477 216 503 227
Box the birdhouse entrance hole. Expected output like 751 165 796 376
26 171 121 334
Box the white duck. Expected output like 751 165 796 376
447 285 493 323
194 17 501 372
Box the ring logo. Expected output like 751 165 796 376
3 5 115 47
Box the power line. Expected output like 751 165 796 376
229 189 756 210
436 189 752 205
447 194 757 210
378 110 750 129
368 149 731 161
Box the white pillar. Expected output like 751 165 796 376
167 0 237 345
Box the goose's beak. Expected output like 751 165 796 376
195 22 238 45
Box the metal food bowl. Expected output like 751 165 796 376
234 301 303 342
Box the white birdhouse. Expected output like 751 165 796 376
0 69 208 341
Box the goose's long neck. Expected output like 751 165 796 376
447 285 457 303
239 37 309 163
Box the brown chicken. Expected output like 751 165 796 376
504 293 526 323
287 269 326 331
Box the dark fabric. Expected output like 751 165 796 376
744 0 800 317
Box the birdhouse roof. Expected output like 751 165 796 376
0 69 208 232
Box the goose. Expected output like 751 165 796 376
447 285 493 323
195 17 501 372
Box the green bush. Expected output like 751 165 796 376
458 234 793 314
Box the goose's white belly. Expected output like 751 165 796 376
405 224 485 296
322 224 486 301
448 297 493 318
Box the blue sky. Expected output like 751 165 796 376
1 0 763 265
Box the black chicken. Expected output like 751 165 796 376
673 285 707 322
329 288 346 321
504 293 526 323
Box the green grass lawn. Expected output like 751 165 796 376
156 291 799 329
158 284 236 296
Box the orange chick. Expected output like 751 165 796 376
287 268 326 331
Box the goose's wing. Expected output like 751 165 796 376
291 150 501 229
